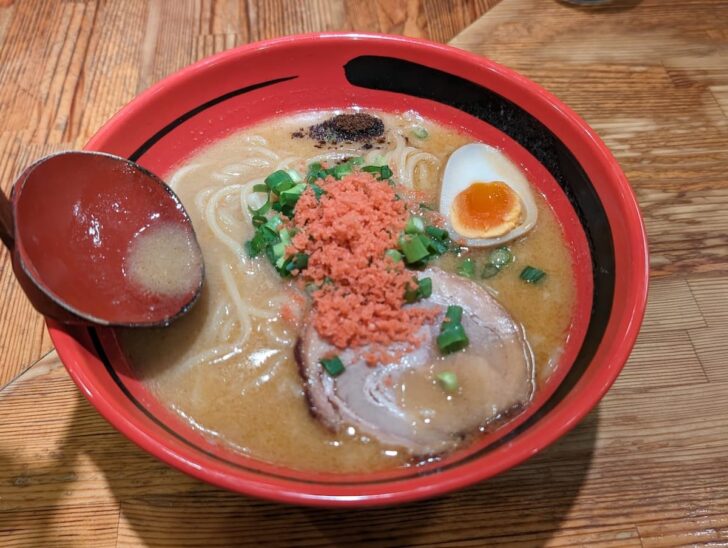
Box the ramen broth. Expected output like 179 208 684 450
121 111 576 473
125 223 201 298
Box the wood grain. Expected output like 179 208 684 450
1 0 728 546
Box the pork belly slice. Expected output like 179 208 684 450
296 267 534 455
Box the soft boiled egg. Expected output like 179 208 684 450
439 143 538 247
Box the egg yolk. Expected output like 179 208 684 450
450 181 523 239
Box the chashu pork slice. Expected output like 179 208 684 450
296 267 534 455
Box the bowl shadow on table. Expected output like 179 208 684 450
61 391 600 547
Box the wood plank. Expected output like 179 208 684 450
686 276 728 383
639 515 728 547
639 277 705 334
615 329 706 390
0 504 120 547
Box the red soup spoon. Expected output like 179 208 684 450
0 151 204 327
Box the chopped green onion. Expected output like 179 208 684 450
481 263 501 279
425 225 448 241
305 162 326 183
265 215 283 231
488 247 513 267
286 169 302 183
437 324 469 354
444 304 463 324
320 356 345 377
436 371 458 393
457 258 475 278
252 183 268 193
404 277 433 303
272 241 286 261
278 228 292 245
412 126 429 139
418 277 433 299
245 225 278 258
282 252 308 274
399 234 430 264
279 183 306 205
247 194 271 216
520 266 547 284
362 164 393 180
251 214 267 227
420 234 448 255
265 170 295 194
309 182 326 200
405 216 425 234
333 162 353 179
385 249 403 263
437 305 469 354
273 182 307 217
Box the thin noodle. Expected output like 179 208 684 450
204 185 244 255
220 263 252 344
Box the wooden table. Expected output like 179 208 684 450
1 1 726 545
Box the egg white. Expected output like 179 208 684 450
439 143 538 247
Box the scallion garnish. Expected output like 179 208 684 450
418 277 433 299
481 263 500 279
265 170 295 194
279 182 306 206
286 169 303 183
436 371 458 393
488 247 513 267
437 305 469 354
248 194 271 216
320 356 345 377
245 225 278 257
251 214 267 227
306 157 369 183
520 266 546 284
385 249 403 263
333 162 353 179
412 126 429 140
399 234 430 264
457 258 475 278
405 216 425 234
425 225 448 241
479 246 513 279
282 252 308 274
404 277 432 303
272 242 287 267
309 182 326 200
361 164 393 180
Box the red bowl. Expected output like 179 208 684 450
50 33 648 507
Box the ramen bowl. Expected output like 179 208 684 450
51 33 648 506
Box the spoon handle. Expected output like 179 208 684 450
0 186 13 250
